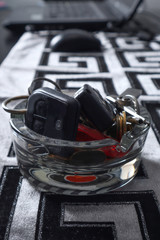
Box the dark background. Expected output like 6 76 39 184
0 0 160 64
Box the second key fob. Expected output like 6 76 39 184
74 84 114 132
25 87 80 141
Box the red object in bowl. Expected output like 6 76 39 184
76 124 125 159
65 175 97 183
76 124 106 141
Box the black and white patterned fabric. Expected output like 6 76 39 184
0 28 160 240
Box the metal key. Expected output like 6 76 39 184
105 95 149 125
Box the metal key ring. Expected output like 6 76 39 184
2 95 28 114
28 77 61 95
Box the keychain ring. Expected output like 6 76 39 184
28 77 61 95
2 95 28 114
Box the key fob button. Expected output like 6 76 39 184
55 119 63 131
33 119 44 134
35 100 47 117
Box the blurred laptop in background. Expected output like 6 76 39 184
3 0 143 31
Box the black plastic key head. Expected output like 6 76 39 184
25 87 80 141
75 84 114 132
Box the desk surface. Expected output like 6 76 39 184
0 10 20 63
0 0 41 63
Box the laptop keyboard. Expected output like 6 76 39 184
47 1 106 19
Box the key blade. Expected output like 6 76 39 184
105 96 149 125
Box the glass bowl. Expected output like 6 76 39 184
10 103 150 195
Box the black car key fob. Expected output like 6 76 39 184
74 84 114 132
25 87 80 141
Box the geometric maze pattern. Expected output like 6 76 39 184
0 167 22 240
35 191 160 240
142 100 160 144
35 32 160 98
1 30 160 239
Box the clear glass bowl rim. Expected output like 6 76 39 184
10 105 151 168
